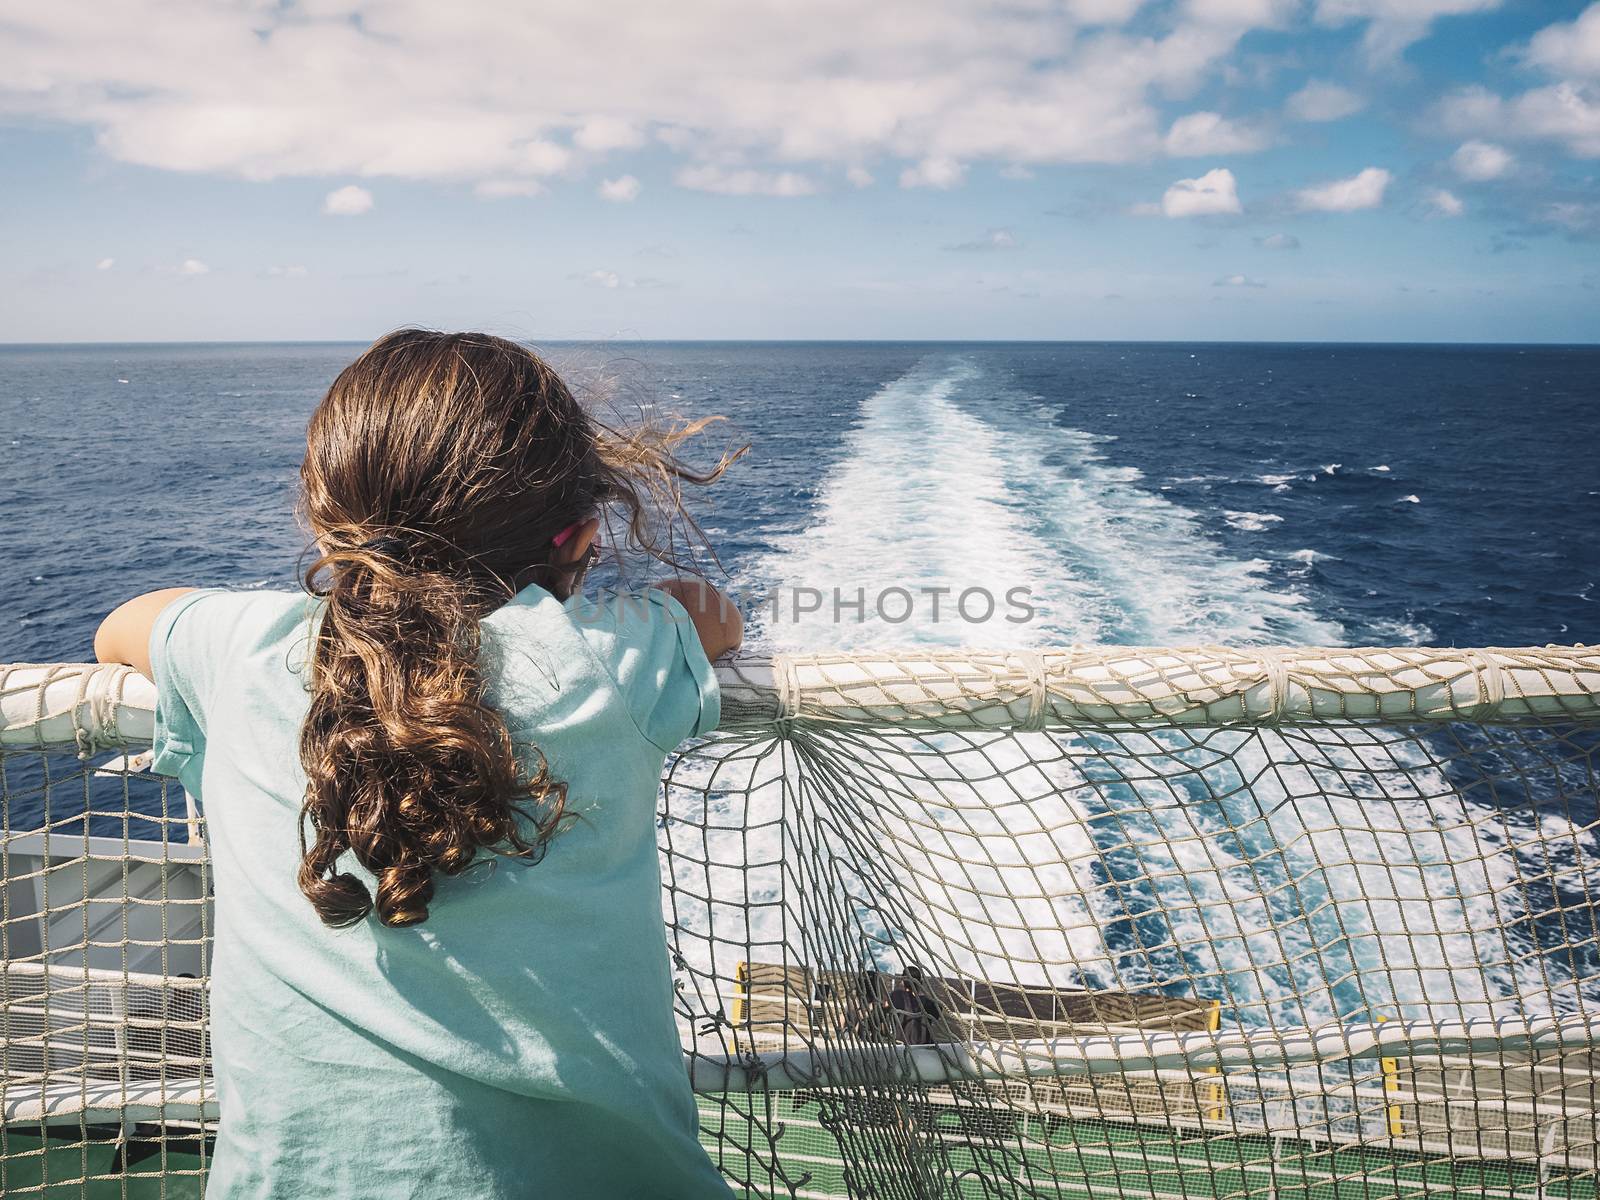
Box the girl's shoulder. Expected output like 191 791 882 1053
564 586 694 641
558 587 722 751
154 587 320 662
146 588 321 791
489 583 700 659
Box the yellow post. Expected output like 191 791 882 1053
1376 1014 1403 1137
1204 1000 1225 1122
731 961 748 1027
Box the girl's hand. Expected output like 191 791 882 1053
94 587 196 679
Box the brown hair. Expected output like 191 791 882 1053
295 329 739 928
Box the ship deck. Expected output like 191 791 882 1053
7 1097 1597 1200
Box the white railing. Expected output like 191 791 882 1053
6 646 1600 750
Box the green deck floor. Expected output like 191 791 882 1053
699 1094 1599 1200
3 1095 1593 1200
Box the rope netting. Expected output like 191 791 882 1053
2 646 1599 1199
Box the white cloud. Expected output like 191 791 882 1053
599 174 641 202
572 268 676 289
1186 0 1299 28
1541 199 1600 234
1295 166 1391 211
475 179 546 199
1156 167 1243 217
1256 232 1300 249
1285 80 1366 122
1067 0 1146 20
1523 3 1600 79
1164 111 1270 155
1500 83 1600 155
1313 0 1504 63
322 184 374 215
1214 273 1265 287
1436 85 1503 131
845 166 875 188
674 165 817 196
1426 188 1465 216
1437 82 1600 158
265 264 308 277
573 117 645 152
178 258 209 275
1450 139 1512 180
945 228 1019 251
899 157 966 189
0 2 1284 190
95 257 115 270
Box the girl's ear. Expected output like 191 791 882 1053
552 517 600 566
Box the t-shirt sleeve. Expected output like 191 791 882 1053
146 587 231 794
569 588 721 753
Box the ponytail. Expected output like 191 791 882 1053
296 538 565 928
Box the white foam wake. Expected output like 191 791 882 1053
670 356 1557 1039
742 359 1055 652
743 357 1344 649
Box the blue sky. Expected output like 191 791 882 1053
1 0 1597 342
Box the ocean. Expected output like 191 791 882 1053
3 340 1599 1031
4 341 1596 662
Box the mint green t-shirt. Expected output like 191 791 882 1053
147 581 733 1199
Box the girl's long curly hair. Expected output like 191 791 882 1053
296 329 740 929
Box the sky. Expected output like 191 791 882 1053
1 0 1598 343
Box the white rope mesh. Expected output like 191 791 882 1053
3 649 1599 1198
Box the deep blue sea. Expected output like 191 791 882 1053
3 341 1597 661
4 342 1598 1032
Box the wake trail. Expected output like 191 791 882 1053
715 356 1552 1029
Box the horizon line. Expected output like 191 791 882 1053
3 337 1600 350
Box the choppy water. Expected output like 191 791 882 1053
4 341 1595 659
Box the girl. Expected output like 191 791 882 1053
94 330 744 1198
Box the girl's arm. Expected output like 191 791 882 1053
94 587 196 679
94 580 742 676
650 578 743 662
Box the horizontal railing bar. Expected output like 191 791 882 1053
5 647 1600 751
1 830 209 863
